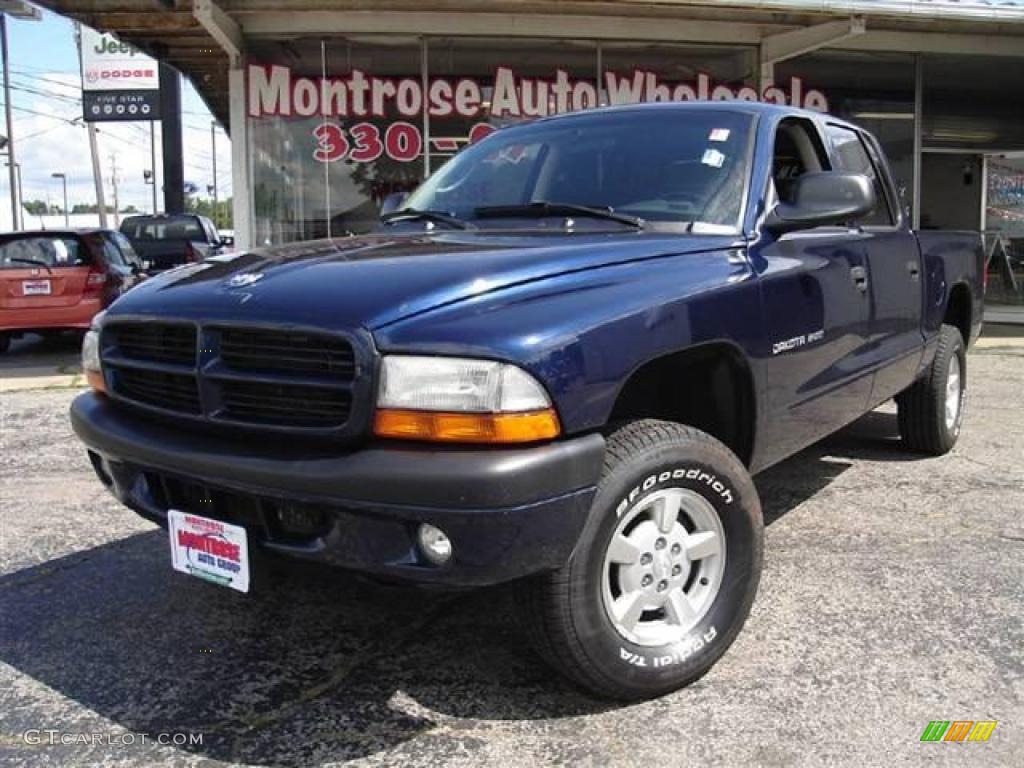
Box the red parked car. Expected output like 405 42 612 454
0 229 147 353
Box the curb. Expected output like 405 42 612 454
0 374 85 393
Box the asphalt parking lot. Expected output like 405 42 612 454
1 346 1022 767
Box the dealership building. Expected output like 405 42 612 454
36 0 1024 311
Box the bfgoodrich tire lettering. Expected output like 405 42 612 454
515 420 763 700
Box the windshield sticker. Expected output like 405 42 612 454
702 148 726 168
709 128 731 142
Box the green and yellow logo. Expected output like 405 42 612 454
920 721 997 742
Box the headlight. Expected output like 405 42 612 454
374 356 560 444
82 311 106 393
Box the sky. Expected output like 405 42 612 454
2 4 232 216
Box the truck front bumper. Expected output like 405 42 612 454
70 392 605 587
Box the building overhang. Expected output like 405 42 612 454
32 0 1024 135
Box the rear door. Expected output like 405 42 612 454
0 234 93 313
825 124 924 403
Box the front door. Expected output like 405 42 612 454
758 229 874 461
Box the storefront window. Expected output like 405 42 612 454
776 51 916 218
248 37 423 243
599 42 759 105
246 36 824 245
923 55 1024 153
985 157 1024 311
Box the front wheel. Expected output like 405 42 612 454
515 420 763 700
897 324 966 455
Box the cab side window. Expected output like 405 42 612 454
771 119 830 206
826 125 894 227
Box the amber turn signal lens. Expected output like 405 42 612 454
85 368 106 394
374 408 560 444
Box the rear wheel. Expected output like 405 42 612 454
0 333 10 354
896 324 966 455
516 420 763 700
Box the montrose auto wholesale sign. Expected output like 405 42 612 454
80 27 160 122
248 64 828 164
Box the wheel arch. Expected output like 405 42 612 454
606 342 757 467
944 282 973 346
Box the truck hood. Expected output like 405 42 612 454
110 230 736 330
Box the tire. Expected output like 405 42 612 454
896 324 966 455
0 333 9 354
515 420 763 700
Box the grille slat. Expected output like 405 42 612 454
110 324 197 366
104 322 358 432
220 328 354 375
220 380 350 427
114 367 201 414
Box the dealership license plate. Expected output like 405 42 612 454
167 510 250 593
22 280 51 296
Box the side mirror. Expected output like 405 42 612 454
765 172 876 235
380 192 408 217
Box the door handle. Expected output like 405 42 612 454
907 261 921 280
850 265 869 292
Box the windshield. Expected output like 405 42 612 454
403 109 753 232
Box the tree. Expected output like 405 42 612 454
24 200 49 215
185 195 233 229
71 203 116 214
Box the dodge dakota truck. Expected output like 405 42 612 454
71 103 983 700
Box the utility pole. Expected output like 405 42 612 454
149 121 158 214
2 13 18 230
109 153 120 227
89 127 108 227
74 22 107 227
3 160 22 229
210 121 218 227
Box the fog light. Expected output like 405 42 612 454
417 523 452 566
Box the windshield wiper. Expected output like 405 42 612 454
381 208 470 230
9 257 54 274
474 202 644 229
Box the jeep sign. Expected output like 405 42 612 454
80 26 160 122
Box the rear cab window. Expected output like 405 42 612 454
121 216 205 241
0 235 90 269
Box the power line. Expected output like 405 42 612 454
10 69 82 92
8 82 82 105
10 103 80 124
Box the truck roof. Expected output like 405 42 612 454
529 100 852 130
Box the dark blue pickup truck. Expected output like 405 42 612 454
71 103 983 700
